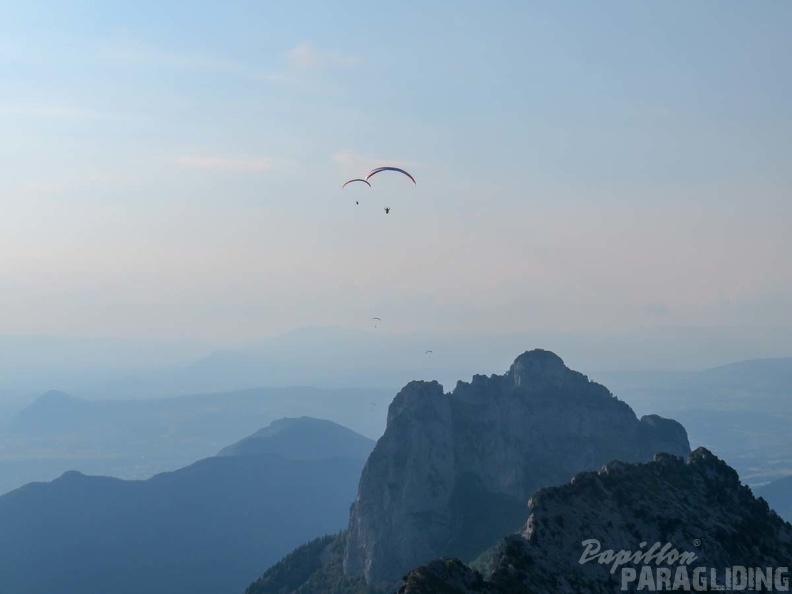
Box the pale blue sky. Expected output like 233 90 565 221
0 1 790 343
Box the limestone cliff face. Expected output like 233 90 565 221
344 349 690 585
397 448 792 594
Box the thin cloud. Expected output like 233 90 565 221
19 182 67 195
251 43 360 83
84 173 118 182
0 38 44 66
104 39 358 84
18 173 124 195
286 42 361 70
644 302 671 317
333 151 418 173
0 103 108 120
103 37 274 81
174 155 275 172
111 44 252 77
250 72 300 84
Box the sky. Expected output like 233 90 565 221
1 1 790 348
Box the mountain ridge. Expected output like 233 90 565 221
0 417 372 594
245 349 690 592
397 447 792 593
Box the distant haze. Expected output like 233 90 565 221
0 326 791 409
0 2 789 350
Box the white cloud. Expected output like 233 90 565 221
173 155 275 172
286 43 360 70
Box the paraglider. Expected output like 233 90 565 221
425 350 433 358
342 178 370 205
341 178 371 189
366 166 416 185
372 317 381 328
339 164 414 212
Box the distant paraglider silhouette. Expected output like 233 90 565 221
342 178 370 206
372 317 381 329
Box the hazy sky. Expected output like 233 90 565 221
1 1 790 344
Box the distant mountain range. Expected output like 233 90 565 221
3 325 790 404
0 333 211 404
597 356 792 485
2 337 788 495
0 385 391 495
757 475 792 523
1 326 789 490
0 417 373 594
86 326 792 401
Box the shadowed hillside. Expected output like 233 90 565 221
0 417 373 594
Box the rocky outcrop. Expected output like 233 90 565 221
245 533 374 594
344 349 690 585
398 448 792 594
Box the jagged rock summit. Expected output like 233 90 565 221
510 348 576 388
343 349 691 586
398 448 792 594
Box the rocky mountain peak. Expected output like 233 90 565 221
387 380 446 425
343 349 691 586
508 349 581 389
